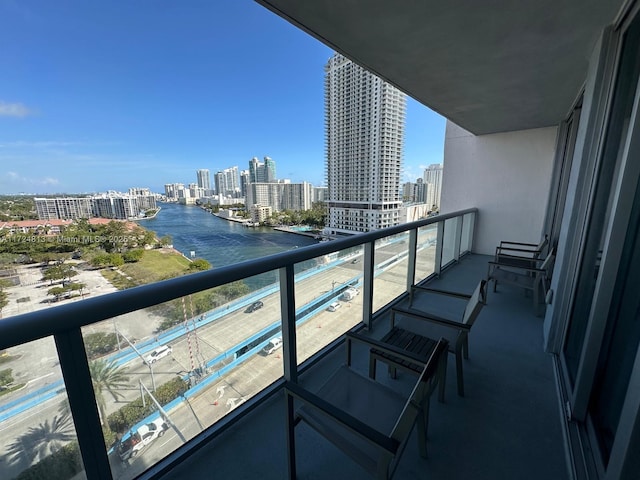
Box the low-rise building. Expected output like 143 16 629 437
250 204 272 223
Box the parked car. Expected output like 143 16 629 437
327 302 341 312
263 337 283 355
351 258 360 264
245 300 264 313
144 345 172 364
117 418 168 461
341 288 360 301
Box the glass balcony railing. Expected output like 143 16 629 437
0 208 476 480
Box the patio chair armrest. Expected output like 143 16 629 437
345 332 440 367
495 246 542 256
391 307 471 331
284 381 399 455
499 240 540 249
488 261 548 274
410 285 471 300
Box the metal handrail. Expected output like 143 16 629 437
0 208 476 350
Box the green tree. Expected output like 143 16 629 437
68 282 85 298
160 235 172 247
189 258 211 271
91 254 111 268
141 229 156 246
42 264 77 285
89 359 130 428
109 253 124 267
47 286 67 302
84 332 119 359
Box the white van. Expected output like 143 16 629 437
341 288 359 301
263 338 282 355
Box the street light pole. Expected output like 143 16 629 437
116 328 156 391
112 318 121 350
139 380 187 443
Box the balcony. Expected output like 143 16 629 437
0 209 566 480
163 253 566 480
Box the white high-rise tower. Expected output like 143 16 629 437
324 53 406 234
196 169 211 192
423 163 443 211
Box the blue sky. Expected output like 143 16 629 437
0 0 445 195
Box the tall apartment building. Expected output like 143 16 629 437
402 178 427 203
248 156 277 183
263 156 276 182
214 166 240 198
246 181 313 213
188 183 205 199
312 186 328 203
324 53 406 234
164 183 185 201
196 169 211 192
423 163 443 210
128 188 157 211
35 192 155 221
92 194 138 219
240 170 250 197
35 197 93 221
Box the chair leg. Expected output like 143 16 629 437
463 336 469 360
438 354 447 403
418 401 430 458
369 355 377 379
456 351 464 397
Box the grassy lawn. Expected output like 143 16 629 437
101 249 192 289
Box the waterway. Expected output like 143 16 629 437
141 202 318 289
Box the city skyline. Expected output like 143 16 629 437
0 1 445 195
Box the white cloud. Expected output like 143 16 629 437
0 101 33 118
3 171 60 187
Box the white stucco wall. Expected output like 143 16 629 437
441 122 558 255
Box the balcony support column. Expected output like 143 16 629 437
453 216 464 261
434 221 445 276
466 212 477 254
407 228 418 292
55 329 111 480
280 265 298 383
363 241 375 329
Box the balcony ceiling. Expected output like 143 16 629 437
256 0 625 134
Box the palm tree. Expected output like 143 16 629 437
6 412 74 466
89 359 130 428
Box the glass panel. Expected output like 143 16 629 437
460 213 474 254
295 247 363 364
588 178 640 465
84 274 282 478
563 18 640 386
0 338 85 480
441 218 457 266
415 225 437 283
372 232 409 313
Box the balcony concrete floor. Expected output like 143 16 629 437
160 254 567 480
